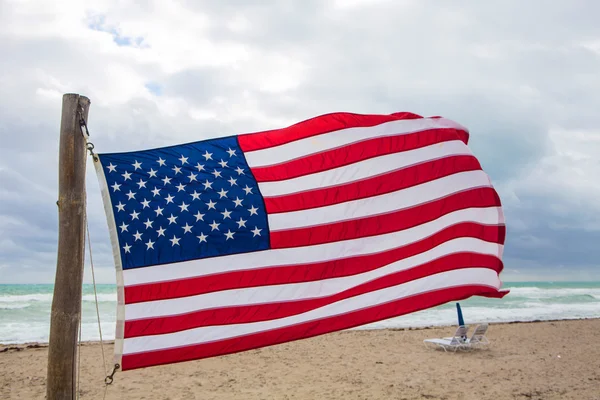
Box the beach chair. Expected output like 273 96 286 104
442 323 490 350
423 325 469 352
464 323 489 349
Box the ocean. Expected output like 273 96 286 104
1 282 599 344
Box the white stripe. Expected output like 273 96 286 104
123 267 499 354
123 206 503 286
245 117 468 168
93 156 126 364
125 238 501 320
258 140 472 196
268 170 491 232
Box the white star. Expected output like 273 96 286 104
218 159 228 168
209 221 220 231
154 206 164 216
179 201 189 212
236 217 247 228
228 177 238 186
176 183 186 192
190 191 201 201
232 197 243 207
167 214 178 225
221 209 232 219
165 194 175 204
172 165 182 175
251 226 262 237
126 190 136 200
182 223 193 234
151 187 161 197
156 226 166 237
162 176 172 185
188 172 197 182
235 167 245 175
248 205 259 216
133 230 143 241
115 202 126 212
169 235 181 246
195 163 205 172
197 232 208 243
202 150 213 160
157 157 166 167
194 211 205 222
145 239 155 250
140 198 151 209
148 168 158 178
122 171 132 181
130 210 140 220
202 180 213 190
226 148 237 157
242 185 253 195
224 230 235 240
119 222 128 232
179 155 189 165
137 179 147 189
132 160 142 170
111 182 121 192
211 170 222 179
143 218 153 229
217 188 228 199
122 243 132 253
206 199 217 210
107 163 117 173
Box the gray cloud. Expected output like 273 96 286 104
0 0 599 283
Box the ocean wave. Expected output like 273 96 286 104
0 292 117 305
505 287 600 301
82 293 117 302
0 303 31 310
0 294 53 303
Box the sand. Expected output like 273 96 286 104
2 319 600 400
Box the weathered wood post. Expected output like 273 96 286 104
46 93 91 400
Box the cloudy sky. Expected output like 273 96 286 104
1 0 599 284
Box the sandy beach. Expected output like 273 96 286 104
2 319 599 400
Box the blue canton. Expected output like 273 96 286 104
98 136 270 270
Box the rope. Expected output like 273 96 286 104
86 217 108 373
77 308 82 399
77 103 119 398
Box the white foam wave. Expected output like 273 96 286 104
506 287 600 300
0 294 53 303
0 303 31 310
82 293 117 302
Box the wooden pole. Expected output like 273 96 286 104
46 93 91 400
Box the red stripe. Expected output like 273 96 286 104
264 155 481 214
125 223 505 304
121 283 506 370
252 128 469 182
270 187 502 248
124 253 503 338
238 112 427 152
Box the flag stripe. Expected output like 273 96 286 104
267 170 492 232
124 252 502 337
125 238 501 321
124 222 505 304
122 268 500 356
241 115 467 166
123 205 503 287
270 187 501 248
250 128 470 182
264 155 482 214
121 282 502 369
257 140 472 197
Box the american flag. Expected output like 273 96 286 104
95 111 507 371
